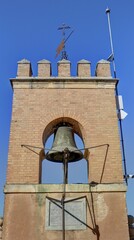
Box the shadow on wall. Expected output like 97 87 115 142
128 215 134 240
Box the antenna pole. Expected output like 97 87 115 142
106 8 128 185
106 8 116 78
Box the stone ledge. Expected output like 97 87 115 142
11 76 117 81
4 183 127 193
10 77 118 89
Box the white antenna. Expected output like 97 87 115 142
106 8 116 78
106 8 128 185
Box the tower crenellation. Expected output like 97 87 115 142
77 59 91 77
16 58 112 78
37 59 52 77
17 59 33 77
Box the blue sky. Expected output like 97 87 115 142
0 0 134 217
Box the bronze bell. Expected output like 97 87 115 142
45 126 83 162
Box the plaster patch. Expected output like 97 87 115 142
96 194 108 221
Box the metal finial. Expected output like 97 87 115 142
55 24 74 60
57 23 70 60
106 7 110 14
58 23 71 38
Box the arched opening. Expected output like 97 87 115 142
41 117 88 184
42 134 63 183
68 134 88 183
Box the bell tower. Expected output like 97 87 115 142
2 58 129 240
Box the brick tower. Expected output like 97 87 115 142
2 58 129 240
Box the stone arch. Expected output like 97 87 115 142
42 116 85 146
40 117 88 184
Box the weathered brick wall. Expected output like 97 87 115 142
2 185 129 240
6 59 123 184
7 87 123 184
58 59 71 77
38 59 51 77
77 59 91 77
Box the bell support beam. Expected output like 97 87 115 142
4 183 127 193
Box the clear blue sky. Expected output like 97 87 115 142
0 0 134 217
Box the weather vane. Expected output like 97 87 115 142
55 23 74 60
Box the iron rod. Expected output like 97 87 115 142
62 194 65 240
61 149 69 240
73 143 109 152
116 88 128 185
64 30 74 44
46 196 95 233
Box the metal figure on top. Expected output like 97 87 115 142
56 23 74 60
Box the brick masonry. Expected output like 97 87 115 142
2 59 129 240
